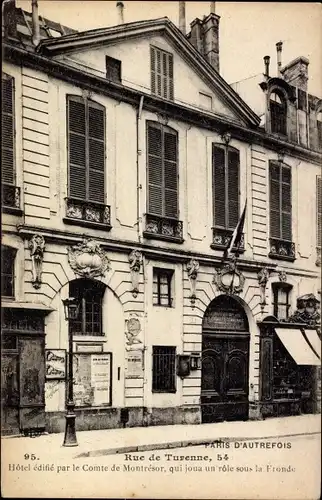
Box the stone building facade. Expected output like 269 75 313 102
1 1 321 435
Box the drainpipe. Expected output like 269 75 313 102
31 0 40 46
136 96 144 244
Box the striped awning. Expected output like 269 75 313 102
275 328 320 366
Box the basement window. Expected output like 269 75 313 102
106 56 122 83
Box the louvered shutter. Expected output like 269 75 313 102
164 130 178 218
213 145 226 227
317 177 322 247
156 49 162 97
227 148 239 229
168 53 174 101
68 97 86 200
269 162 281 239
88 103 105 204
147 124 163 215
150 46 156 95
2 75 14 184
281 166 292 241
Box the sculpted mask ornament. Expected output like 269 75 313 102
186 259 199 305
214 260 245 295
68 239 110 278
128 250 143 298
257 267 270 311
278 270 287 282
125 315 143 351
29 234 45 289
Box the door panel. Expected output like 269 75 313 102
201 335 249 423
1 352 20 435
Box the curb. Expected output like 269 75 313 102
74 430 320 459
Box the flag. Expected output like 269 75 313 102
223 200 247 260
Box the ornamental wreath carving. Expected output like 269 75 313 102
28 233 45 289
213 261 245 295
125 315 143 351
68 239 110 278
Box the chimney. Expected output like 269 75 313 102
210 2 216 13
280 56 309 92
3 0 17 38
116 1 124 24
179 2 186 35
276 41 283 76
264 55 270 78
189 18 204 55
202 12 220 72
31 0 40 46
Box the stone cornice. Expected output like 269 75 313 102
15 224 279 273
4 43 322 166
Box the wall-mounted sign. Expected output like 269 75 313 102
126 350 144 378
73 352 112 407
45 349 66 380
75 343 103 353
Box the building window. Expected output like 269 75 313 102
147 121 178 219
270 90 287 135
153 268 174 307
106 55 121 83
150 45 174 100
317 111 322 149
269 161 294 260
69 279 105 336
213 144 240 230
272 283 292 320
67 95 105 204
2 74 15 185
199 92 212 110
1 246 16 298
152 346 176 392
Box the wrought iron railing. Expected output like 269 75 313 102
143 214 183 242
2 184 21 211
65 198 111 228
211 227 245 252
269 238 295 261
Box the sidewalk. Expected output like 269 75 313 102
2 414 321 461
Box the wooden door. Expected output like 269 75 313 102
201 335 249 423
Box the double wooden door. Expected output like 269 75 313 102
201 334 250 423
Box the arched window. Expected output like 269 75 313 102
69 279 105 336
270 90 287 135
1 246 16 298
317 110 322 149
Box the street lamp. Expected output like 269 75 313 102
62 296 80 447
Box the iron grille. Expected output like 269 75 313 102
152 346 176 393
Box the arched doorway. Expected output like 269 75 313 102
201 295 250 423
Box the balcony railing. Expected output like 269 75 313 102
211 227 245 253
64 198 112 230
269 238 295 261
2 184 22 214
143 214 184 243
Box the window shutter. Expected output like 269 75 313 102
147 124 163 215
269 162 281 239
156 49 162 97
317 177 322 247
227 148 239 229
164 130 178 218
168 53 174 101
281 166 292 241
150 46 156 95
68 98 86 200
213 145 226 227
2 75 14 184
88 103 105 204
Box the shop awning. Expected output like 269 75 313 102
303 329 321 360
275 328 321 366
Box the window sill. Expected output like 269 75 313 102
210 243 245 254
269 238 295 262
152 390 177 394
143 231 184 244
2 206 23 216
63 217 112 231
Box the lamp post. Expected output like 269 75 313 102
62 297 80 447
